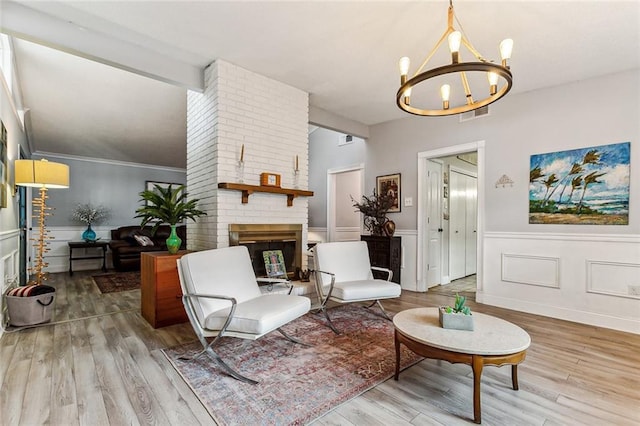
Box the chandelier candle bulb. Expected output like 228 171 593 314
500 39 514 67
399 57 410 84
404 87 411 104
440 84 451 110
488 72 499 95
448 31 462 63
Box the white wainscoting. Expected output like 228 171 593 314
501 253 560 288
586 260 640 300
482 232 640 334
32 226 114 274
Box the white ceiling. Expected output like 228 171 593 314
4 1 640 168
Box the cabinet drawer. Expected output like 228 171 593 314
156 282 183 300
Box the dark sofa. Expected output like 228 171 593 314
109 225 187 271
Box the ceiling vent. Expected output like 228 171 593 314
460 105 490 122
338 134 354 146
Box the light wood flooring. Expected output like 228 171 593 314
1 270 639 425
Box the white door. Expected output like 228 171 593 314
328 167 363 242
425 160 443 288
449 170 467 280
465 176 478 275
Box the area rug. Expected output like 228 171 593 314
162 305 423 425
91 271 141 293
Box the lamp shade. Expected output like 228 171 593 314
15 159 69 189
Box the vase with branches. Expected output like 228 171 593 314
72 203 110 241
352 189 395 236
134 184 206 254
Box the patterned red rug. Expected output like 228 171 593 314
162 304 423 425
91 271 141 293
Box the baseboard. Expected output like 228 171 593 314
477 293 640 335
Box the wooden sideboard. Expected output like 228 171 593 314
361 235 401 284
141 251 190 328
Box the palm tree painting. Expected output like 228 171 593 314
529 142 630 225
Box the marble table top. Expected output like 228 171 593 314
393 307 531 355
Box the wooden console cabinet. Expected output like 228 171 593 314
141 251 189 328
361 235 401 284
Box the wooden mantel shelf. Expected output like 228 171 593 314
218 182 314 206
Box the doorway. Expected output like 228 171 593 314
327 165 364 242
449 166 477 281
417 141 484 293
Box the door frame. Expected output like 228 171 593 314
417 141 485 292
326 163 364 242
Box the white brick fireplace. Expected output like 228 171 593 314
186 60 310 268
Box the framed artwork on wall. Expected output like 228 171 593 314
0 121 7 209
529 141 630 225
377 173 401 213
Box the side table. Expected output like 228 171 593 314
68 241 109 275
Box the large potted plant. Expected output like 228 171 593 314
134 184 206 254
352 189 396 236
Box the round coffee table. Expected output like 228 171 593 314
393 307 531 424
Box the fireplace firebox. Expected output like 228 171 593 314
229 224 303 280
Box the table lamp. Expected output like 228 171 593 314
14 158 69 285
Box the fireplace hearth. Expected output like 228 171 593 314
229 224 303 279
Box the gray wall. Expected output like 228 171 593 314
308 127 366 228
33 154 186 227
367 69 640 234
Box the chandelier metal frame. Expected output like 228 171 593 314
396 0 513 117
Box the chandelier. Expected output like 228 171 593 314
396 0 513 117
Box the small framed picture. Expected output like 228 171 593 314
376 173 401 213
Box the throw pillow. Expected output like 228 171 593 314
133 235 155 247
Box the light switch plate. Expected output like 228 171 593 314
404 197 413 207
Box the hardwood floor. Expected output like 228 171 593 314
1 271 639 425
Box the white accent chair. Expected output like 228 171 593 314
176 246 311 384
313 241 401 334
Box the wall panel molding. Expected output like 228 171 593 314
586 260 640 300
0 229 20 241
501 253 560 288
486 231 640 244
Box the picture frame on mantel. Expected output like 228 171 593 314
377 173 401 213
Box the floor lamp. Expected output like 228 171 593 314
14 159 69 285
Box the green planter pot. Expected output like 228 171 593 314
166 224 182 254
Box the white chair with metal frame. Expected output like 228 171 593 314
313 240 401 334
176 246 311 384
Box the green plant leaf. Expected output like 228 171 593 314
134 184 206 233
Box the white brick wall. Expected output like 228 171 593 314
187 60 310 258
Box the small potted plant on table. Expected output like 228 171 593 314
439 293 473 330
